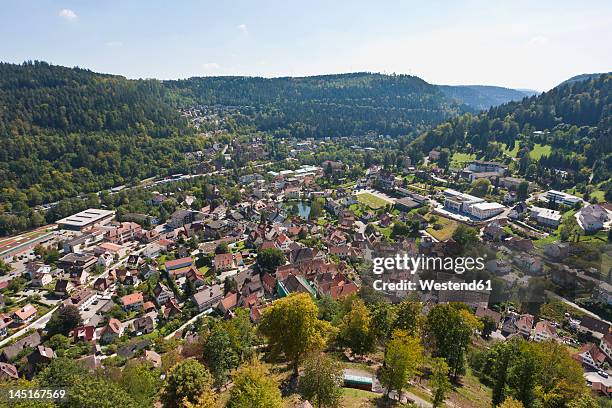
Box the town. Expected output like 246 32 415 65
0 127 610 407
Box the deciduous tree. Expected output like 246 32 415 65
298 353 343 408
259 293 334 376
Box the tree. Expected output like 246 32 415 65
38 357 88 388
452 224 479 247
227 360 282 408
499 397 525 408
425 304 473 380
215 242 229 254
430 358 451 408
338 298 375 355
438 148 450 169
517 182 529 200
480 316 497 339
202 322 239 386
0 259 11 275
117 361 161 407
393 300 422 334
45 333 71 354
259 293 334 376
256 248 286 273
470 178 491 197
567 394 600 408
67 377 139 408
379 330 424 398
317 295 340 322
160 359 213 408
370 302 397 345
45 305 83 337
309 198 325 220
299 354 343 408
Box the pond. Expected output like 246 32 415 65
285 201 311 219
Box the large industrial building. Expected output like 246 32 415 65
56 209 116 231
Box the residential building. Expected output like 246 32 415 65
533 320 557 342
192 285 224 312
212 253 244 272
101 318 124 344
120 292 144 312
0 362 18 380
12 304 37 324
544 190 581 207
577 204 610 232
530 206 562 227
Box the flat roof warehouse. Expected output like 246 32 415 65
57 209 115 231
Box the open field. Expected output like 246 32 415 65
529 143 552 159
450 152 476 168
356 192 391 209
426 215 459 241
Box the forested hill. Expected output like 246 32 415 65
438 85 537 111
0 62 199 235
414 73 611 185
0 61 187 137
165 73 472 138
559 72 611 87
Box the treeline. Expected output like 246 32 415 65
166 72 472 138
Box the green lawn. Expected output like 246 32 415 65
529 143 552 159
450 152 476 169
502 140 521 158
566 187 606 203
356 192 391 209
426 215 458 241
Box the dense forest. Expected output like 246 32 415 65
0 62 200 235
438 85 536 111
166 73 472 138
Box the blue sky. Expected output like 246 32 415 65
1 0 611 90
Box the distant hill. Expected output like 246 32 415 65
438 85 537 110
165 72 472 138
559 72 611 87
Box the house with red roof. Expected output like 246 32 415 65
533 320 557 342
101 318 124 344
165 257 193 275
120 292 144 312
71 325 96 342
573 343 607 369
212 253 244 272
12 304 37 324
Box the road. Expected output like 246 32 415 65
545 290 612 325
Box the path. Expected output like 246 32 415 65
164 308 211 340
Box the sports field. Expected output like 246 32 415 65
356 192 392 209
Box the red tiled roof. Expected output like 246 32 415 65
165 257 193 270
120 292 143 306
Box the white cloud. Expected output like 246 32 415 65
237 24 248 35
58 9 77 21
527 35 549 48
105 41 123 48
202 62 220 70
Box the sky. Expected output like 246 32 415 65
1 0 611 91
